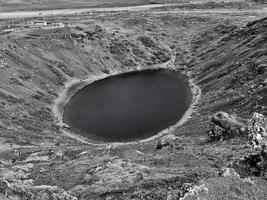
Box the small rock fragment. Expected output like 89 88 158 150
219 167 240 178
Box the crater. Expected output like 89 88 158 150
62 69 192 142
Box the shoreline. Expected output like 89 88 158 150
52 55 201 147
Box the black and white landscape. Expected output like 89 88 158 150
0 0 266 199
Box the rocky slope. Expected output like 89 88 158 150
0 4 267 200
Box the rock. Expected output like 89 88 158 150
208 112 247 141
219 167 240 178
156 134 177 149
134 171 144 182
232 147 267 177
180 184 209 200
83 173 93 182
248 112 267 149
229 113 267 177
208 112 266 144
138 36 156 48
25 152 49 162
61 123 70 130
207 112 267 176
83 173 100 184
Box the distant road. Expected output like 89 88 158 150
1 3 266 19
0 4 171 19
152 7 267 14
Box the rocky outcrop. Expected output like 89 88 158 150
208 112 267 177
233 148 267 177
180 184 208 200
248 113 267 149
208 112 267 144
207 112 247 141
232 115 267 177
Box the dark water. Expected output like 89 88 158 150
63 69 191 142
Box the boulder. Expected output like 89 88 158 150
208 112 266 145
248 112 267 149
180 184 208 200
61 123 70 130
208 112 247 141
156 134 177 149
